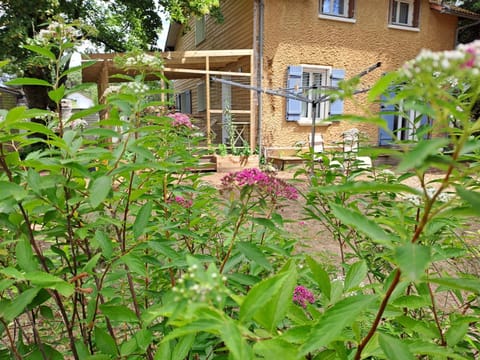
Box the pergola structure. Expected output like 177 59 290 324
81 49 256 148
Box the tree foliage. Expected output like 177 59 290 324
457 0 480 44
0 0 221 109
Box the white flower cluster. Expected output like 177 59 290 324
123 82 150 95
32 22 80 45
120 53 164 70
402 186 455 207
401 40 480 79
70 118 88 130
378 169 396 183
172 263 228 305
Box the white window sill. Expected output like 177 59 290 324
388 24 420 32
298 120 333 127
318 14 356 24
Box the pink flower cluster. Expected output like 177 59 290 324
463 46 476 69
221 168 298 200
170 195 193 208
293 286 315 308
167 112 193 128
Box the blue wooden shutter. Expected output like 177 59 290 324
286 65 303 121
330 68 345 116
418 113 430 140
379 93 395 146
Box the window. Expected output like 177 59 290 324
320 0 355 18
389 0 420 27
379 97 429 145
197 82 206 112
286 65 345 125
175 90 192 114
195 16 206 46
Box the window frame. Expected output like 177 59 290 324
195 15 206 46
320 0 355 18
389 0 420 28
379 95 430 145
286 65 344 126
298 65 331 126
197 81 206 112
176 90 192 114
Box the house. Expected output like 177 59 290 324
0 83 23 110
165 0 480 152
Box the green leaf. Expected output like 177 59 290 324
429 277 480 294
16 237 38 272
252 217 278 232
456 187 480 216
394 243 431 282
318 181 419 196
82 127 120 138
134 329 153 352
25 272 75 297
99 304 139 323
22 44 56 61
236 242 273 271
368 72 398 102
7 78 52 87
154 340 172 360
254 338 298 359
1 288 40 321
253 262 297 332
330 204 398 247
445 321 469 347
133 201 152 239
397 138 450 172
89 175 112 208
120 337 138 357
379 333 415 360
0 181 27 201
82 253 102 274
162 318 223 342
391 295 430 309
239 260 296 324
344 260 367 292
94 230 114 259
171 333 195 360
221 320 254 360
306 256 331 300
408 340 469 359
300 295 376 355
48 85 65 104
68 104 106 122
94 326 118 356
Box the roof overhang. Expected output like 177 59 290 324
0 84 23 97
164 22 182 51
429 1 480 20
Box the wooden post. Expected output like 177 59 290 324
97 60 109 120
206 55 211 146
250 51 256 152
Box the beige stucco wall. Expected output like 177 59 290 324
261 0 458 147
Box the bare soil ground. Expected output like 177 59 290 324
201 168 448 265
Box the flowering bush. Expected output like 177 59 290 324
167 111 194 128
293 285 316 308
221 167 299 201
2 22 480 360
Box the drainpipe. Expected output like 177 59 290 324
455 19 480 45
254 0 264 158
